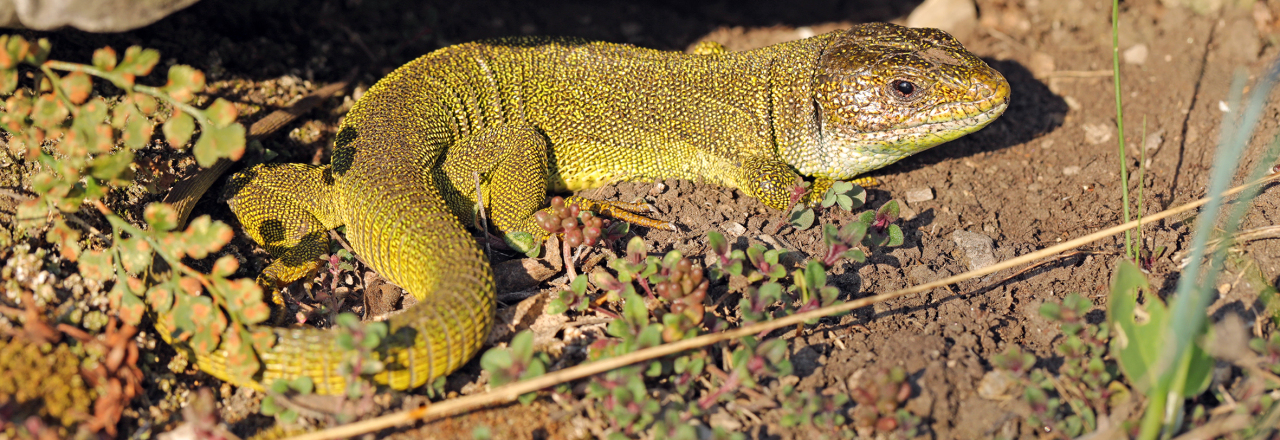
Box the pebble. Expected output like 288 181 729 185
723 222 746 237
1082 122 1113 145
1062 165 1081 176
906 0 977 41
1123 44 1149 64
952 230 997 272
905 188 935 203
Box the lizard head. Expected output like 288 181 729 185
792 22 1010 180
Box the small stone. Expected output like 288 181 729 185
1123 44 1149 65
1082 122 1112 145
952 230 997 272
648 182 666 196
1062 165 1081 176
978 370 1020 400
724 222 747 236
906 0 977 41
905 188 934 203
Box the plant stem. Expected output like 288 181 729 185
1111 0 1134 261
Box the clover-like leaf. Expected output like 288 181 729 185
222 326 262 385
62 71 92 104
117 235 152 275
205 98 238 128
116 46 160 77
146 284 175 312
78 249 114 281
143 202 179 232
92 46 117 72
163 110 195 147
118 286 147 326
30 93 68 128
162 64 204 103
0 67 18 96
183 215 233 259
89 150 134 182
193 123 246 167
788 205 815 230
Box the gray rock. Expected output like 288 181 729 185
0 0 199 32
952 230 996 272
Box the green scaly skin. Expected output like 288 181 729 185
179 23 1010 394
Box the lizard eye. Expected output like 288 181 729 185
891 80 916 97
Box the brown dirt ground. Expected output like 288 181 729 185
9 0 1280 438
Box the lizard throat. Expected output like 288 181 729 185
794 99 1008 180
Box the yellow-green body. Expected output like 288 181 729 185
181 23 1009 394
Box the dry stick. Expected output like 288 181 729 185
284 172 1280 440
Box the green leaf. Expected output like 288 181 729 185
92 47 117 72
0 67 17 95
622 291 649 328
887 224 904 247
480 347 513 372
1107 259 1213 398
260 396 282 415
290 376 314 395
78 249 114 281
144 202 179 232
182 215 234 259
145 285 174 312
118 287 146 325
510 330 535 363
89 150 134 181
122 113 154 150
223 326 261 384
205 98 238 128
117 236 152 275
162 64 204 103
61 71 92 104
788 205 815 230
193 122 246 167
163 111 195 147
707 230 728 258
115 46 160 79
30 93 68 128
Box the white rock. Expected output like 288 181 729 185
905 188 935 203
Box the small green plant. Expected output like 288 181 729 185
787 181 866 230
849 367 919 438
480 330 549 405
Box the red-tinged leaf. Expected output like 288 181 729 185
193 123 248 167
144 202 179 232
3 36 29 68
183 216 233 259
158 309 188 343
186 295 224 354
163 111 195 147
0 68 16 95
14 198 48 230
30 93 68 128
117 46 159 77
146 285 174 312
118 236 152 275
222 326 261 383
163 65 204 103
133 94 158 115
45 219 81 262
240 301 271 325
79 249 114 281
178 276 202 296
123 117 153 150
205 98 238 128
62 71 92 104
125 276 146 295
156 233 186 260
249 328 276 352
119 288 146 326
92 47 117 71
0 36 18 69
211 255 239 277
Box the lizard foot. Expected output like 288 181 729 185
563 196 674 231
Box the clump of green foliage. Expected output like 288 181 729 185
486 191 911 437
